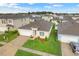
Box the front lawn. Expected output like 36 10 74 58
15 50 39 56
0 30 19 42
23 26 61 56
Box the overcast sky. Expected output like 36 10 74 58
0 3 79 13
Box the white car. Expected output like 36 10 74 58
69 42 79 54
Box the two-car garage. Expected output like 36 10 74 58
58 34 79 43
18 29 33 36
58 22 79 43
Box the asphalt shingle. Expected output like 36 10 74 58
19 20 52 31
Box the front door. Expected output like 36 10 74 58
33 30 36 36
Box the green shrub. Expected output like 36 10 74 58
45 37 48 41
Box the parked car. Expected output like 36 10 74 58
69 42 79 54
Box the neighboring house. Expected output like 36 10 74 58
31 14 41 17
0 14 37 31
18 20 53 39
58 22 79 43
51 15 65 29
42 15 53 22
72 16 79 20
74 19 79 23
52 15 75 30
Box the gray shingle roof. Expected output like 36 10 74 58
0 14 43 21
58 22 79 36
0 14 32 19
19 20 52 31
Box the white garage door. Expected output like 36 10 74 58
18 29 33 36
58 34 79 43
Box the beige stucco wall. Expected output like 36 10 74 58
0 18 32 28
33 24 53 38
18 29 52 39
0 19 7 27
13 18 31 28
0 19 2 24
35 25 53 38
42 16 52 22
6 19 14 25
0 19 8 32
36 31 49 38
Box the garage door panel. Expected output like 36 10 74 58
18 29 32 36
58 34 79 43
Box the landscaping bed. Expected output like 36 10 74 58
0 30 19 42
15 50 39 56
23 27 61 56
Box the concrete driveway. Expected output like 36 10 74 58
61 42 75 56
0 36 28 56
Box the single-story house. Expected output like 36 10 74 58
18 20 53 39
58 22 79 43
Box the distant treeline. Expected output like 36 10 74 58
27 11 53 14
0 11 79 15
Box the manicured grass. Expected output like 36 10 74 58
23 26 61 56
15 50 39 56
0 30 19 42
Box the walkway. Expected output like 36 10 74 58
20 47 55 56
0 36 28 56
61 42 74 56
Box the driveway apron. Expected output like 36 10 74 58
0 36 28 56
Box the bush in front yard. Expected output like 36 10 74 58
45 37 48 41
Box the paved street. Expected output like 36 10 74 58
61 42 75 56
0 36 28 56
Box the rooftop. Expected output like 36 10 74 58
19 20 52 31
58 22 79 36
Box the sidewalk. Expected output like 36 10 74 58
20 47 55 56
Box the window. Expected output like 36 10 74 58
9 20 12 23
2 20 6 24
40 32 44 36
2 20 4 24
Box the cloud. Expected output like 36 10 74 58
52 4 63 7
0 3 20 10
0 3 31 13
0 3 18 7
48 3 63 7
44 4 63 10
0 3 7 6
1 3 78 13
